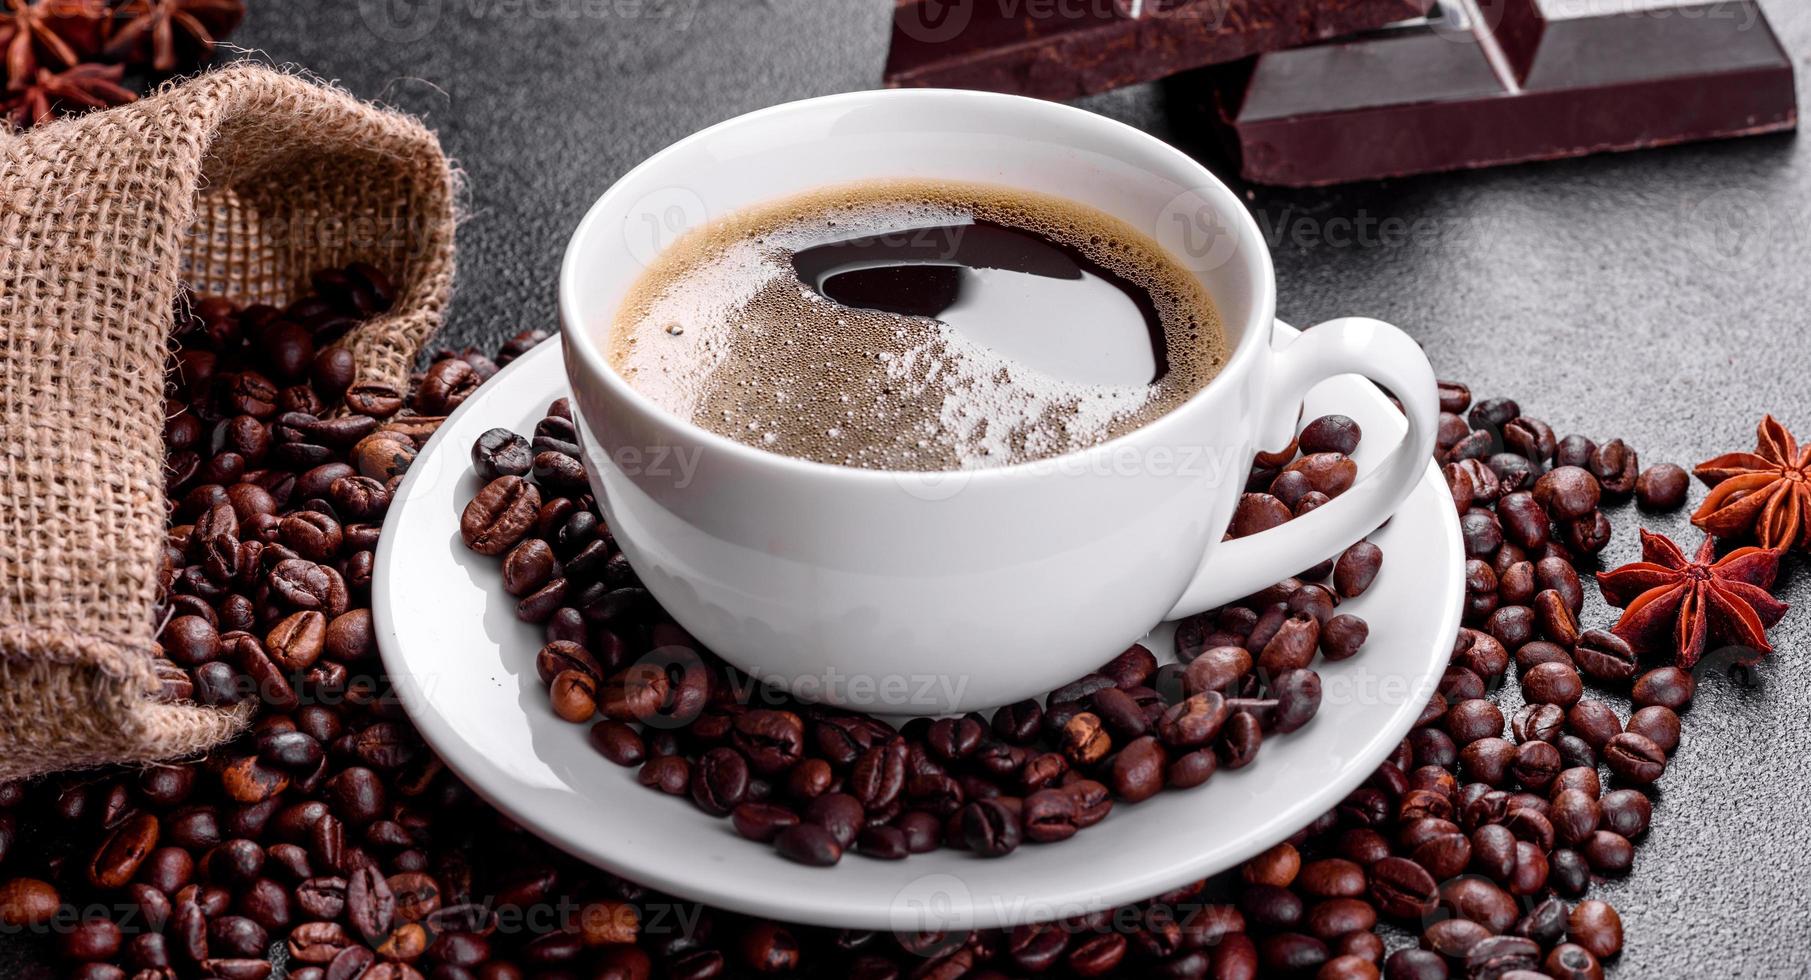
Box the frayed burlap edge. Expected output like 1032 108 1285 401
0 630 254 782
0 63 457 782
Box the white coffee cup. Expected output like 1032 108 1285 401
559 89 1439 714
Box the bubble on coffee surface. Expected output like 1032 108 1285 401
609 179 1226 471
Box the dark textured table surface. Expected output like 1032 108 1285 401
22 1 1811 976
250 2 1809 976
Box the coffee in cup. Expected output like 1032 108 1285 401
606 178 1229 472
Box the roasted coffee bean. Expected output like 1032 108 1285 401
1300 414 1362 455
1549 848 1591 898
1496 492 1548 550
992 699 1043 744
1459 510 1503 557
1286 452 1358 496
1440 876 1519 934
1219 710 1263 769
1384 948 1448 980
1157 692 1230 748
1422 917 1491 962
549 669 598 723
1334 541 1382 598
1021 789 1079 843
1590 439 1639 497
1465 936 1540 977
1242 842 1301 887
730 803 800 844
1091 686 1150 739
1485 604 1536 650
1583 830 1635 875
1060 712 1111 766
639 759 691 798
600 663 671 722
1230 493 1293 537
1272 669 1322 733
1565 700 1622 750
1572 629 1637 684
1319 614 1368 661
1633 667 1694 712
1532 466 1600 520
588 720 646 766
501 538 558 597
459 475 541 555
1521 661 1582 708
1603 732 1667 784
1510 703 1564 744
1635 463 1689 511
1459 738 1513 787
1626 706 1681 755
958 800 1021 857
1412 831 1471 881
734 710 806 774
1550 789 1601 846
88 812 160 889
1258 932 1328 974
1297 858 1366 900
1445 699 1504 744
1239 884 1304 930
1563 509 1613 555
1184 646 1251 695
1260 613 1320 674
1567 901 1623 959
1532 589 1581 647
806 793 865 849
1545 943 1604 980
1510 740 1561 792
1368 857 1436 919
690 748 751 816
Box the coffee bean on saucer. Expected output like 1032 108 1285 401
773 823 841 866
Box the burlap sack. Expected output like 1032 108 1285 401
0 64 457 781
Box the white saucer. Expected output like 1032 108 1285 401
374 323 1463 932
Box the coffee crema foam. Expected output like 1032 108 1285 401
607 179 1227 472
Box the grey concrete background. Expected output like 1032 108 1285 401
233 1 1811 975
10 0 1809 975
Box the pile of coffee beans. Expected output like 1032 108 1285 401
0 305 1697 978
459 410 1378 866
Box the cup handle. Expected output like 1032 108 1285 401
1164 317 1440 621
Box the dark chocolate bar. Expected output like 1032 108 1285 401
883 0 1434 101
1193 0 1797 186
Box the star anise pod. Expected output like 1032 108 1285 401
1692 414 1811 552
1595 529 1787 669
0 0 107 90
1 60 134 127
104 0 244 73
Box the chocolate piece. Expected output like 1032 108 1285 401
1193 0 1797 186
883 0 1434 101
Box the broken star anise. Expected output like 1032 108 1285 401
0 0 107 90
1 60 134 127
104 0 245 74
1595 529 1787 669
1692 414 1811 552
